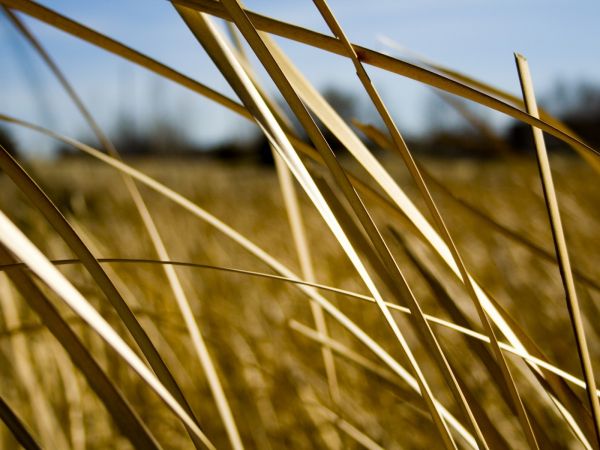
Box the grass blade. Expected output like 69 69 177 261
0 274 70 449
7 5 232 442
0 116 479 447
516 53 600 446
177 4 339 425
0 211 215 449
175 0 599 159
311 2 539 446
179 4 453 438
0 394 41 450
0 145 204 445
0 247 162 450
211 2 469 445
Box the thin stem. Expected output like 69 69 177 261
310 2 538 447
516 53 600 448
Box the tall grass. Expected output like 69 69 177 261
0 0 599 448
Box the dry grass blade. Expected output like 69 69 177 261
0 274 70 449
378 36 600 172
0 145 206 445
312 1 538 447
181 8 453 437
0 247 162 449
0 116 480 447
0 394 41 450
2 12 218 448
176 6 338 427
516 53 600 446
175 0 599 159
215 1 469 446
0 211 215 449
2 254 598 397
221 20 340 406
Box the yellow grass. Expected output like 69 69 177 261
1 1 600 449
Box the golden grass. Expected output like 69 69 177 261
1 151 599 447
0 1 599 448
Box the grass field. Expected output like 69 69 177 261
2 1 600 449
1 154 598 449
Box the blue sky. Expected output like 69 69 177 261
1 0 599 156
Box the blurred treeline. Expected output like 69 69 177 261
3 82 599 162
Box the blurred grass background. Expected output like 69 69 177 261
1 153 597 448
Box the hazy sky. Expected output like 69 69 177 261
1 0 599 156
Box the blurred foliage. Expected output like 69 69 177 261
49 81 600 163
0 127 18 158
1 156 598 448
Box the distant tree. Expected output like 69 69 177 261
317 87 360 155
207 86 364 165
0 126 18 157
321 87 357 121
560 84 600 148
506 82 600 152
109 115 195 156
422 93 508 157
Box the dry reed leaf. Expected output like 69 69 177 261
1 255 597 399
174 0 599 159
516 54 600 446
191 2 464 445
378 35 600 172
0 211 215 449
176 5 338 423
0 394 42 450
312 2 535 446
0 246 162 450
0 116 480 447
1 11 235 447
0 146 204 446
